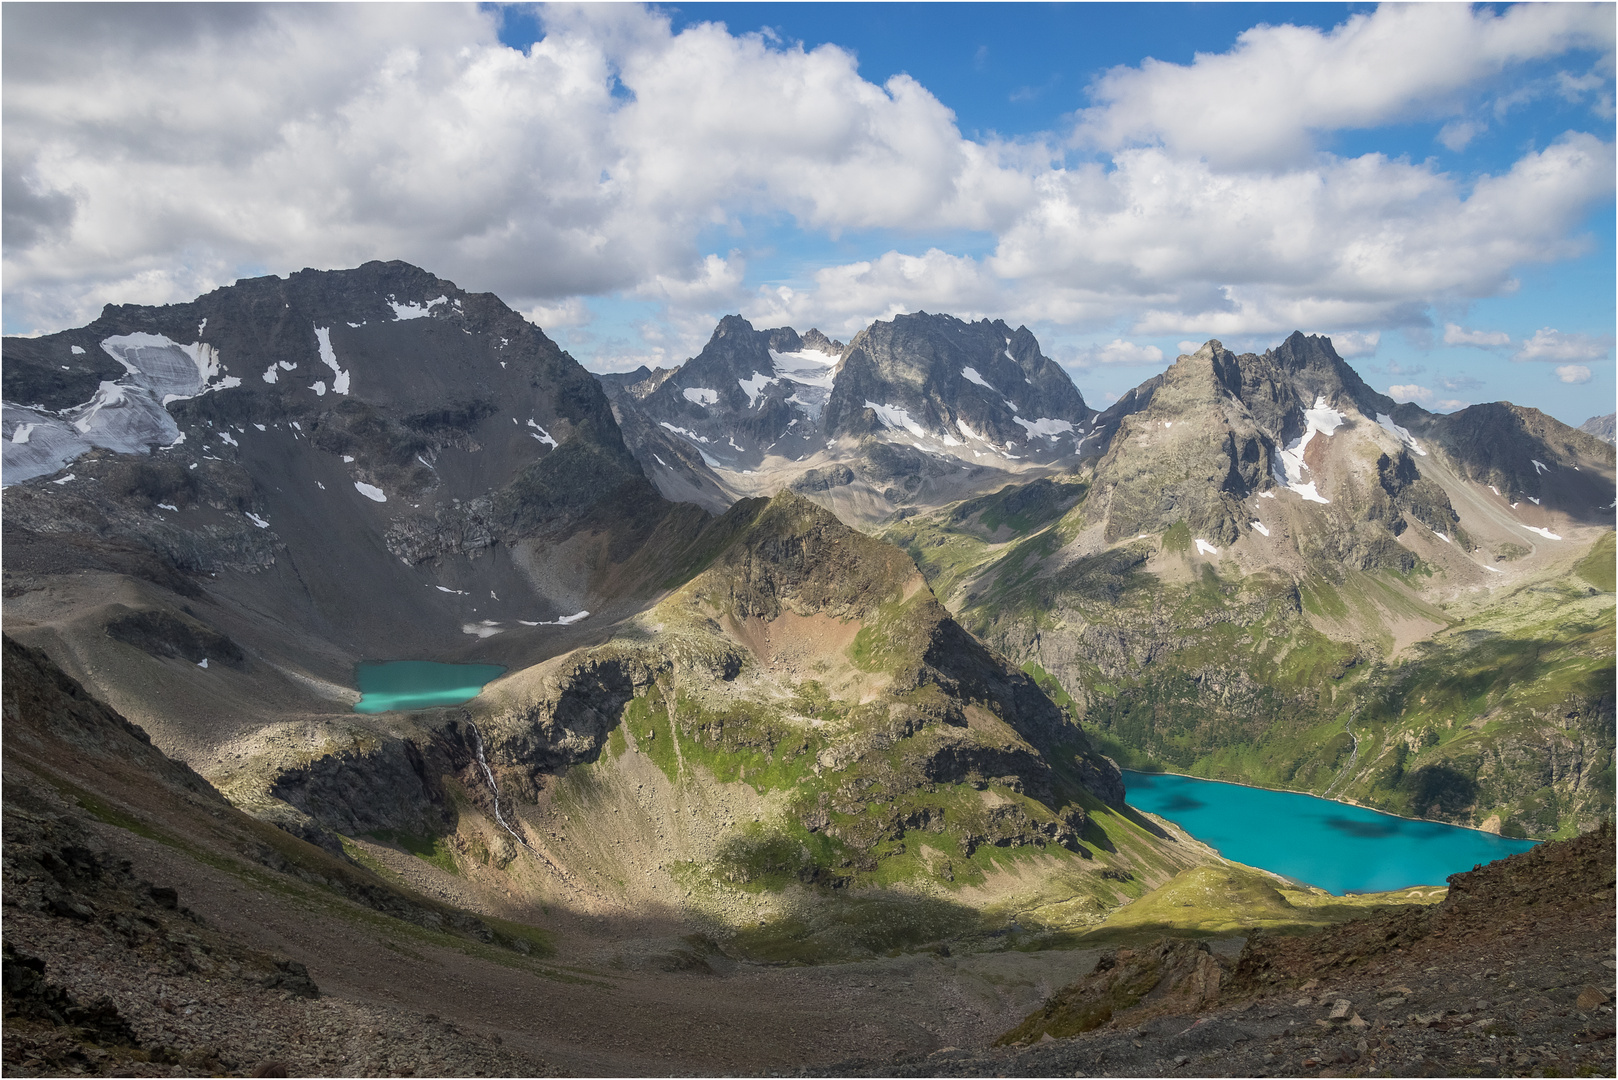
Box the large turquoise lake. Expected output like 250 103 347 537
353 661 506 714
1123 770 1538 894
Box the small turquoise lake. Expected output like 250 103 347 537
353 661 506 714
1123 770 1538 894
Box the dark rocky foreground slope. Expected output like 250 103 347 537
806 823 1617 1078
2 634 554 1076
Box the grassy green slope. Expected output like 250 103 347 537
462 491 1233 962
886 488 1614 840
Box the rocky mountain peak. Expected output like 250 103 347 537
3 259 670 656
1072 326 1614 569
711 312 755 339
799 327 845 356
1263 330 1396 421
1580 411 1616 444
600 310 1097 524
822 311 1091 445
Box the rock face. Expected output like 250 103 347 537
1579 411 1616 444
1 634 556 1076
600 312 1095 523
856 824 1615 1078
1077 333 1476 557
598 315 841 476
823 313 1090 446
997 938 1226 1044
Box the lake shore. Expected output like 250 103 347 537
1119 767 1540 894
1120 766 1550 843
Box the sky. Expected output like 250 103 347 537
3 2 1614 425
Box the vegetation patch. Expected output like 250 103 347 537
366 828 460 876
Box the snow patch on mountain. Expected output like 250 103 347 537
785 390 828 420
769 349 837 388
1375 412 1427 456
660 421 711 444
683 387 719 406
956 417 991 443
1014 416 1075 440
313 327 351 394
738 371 778 408
516 610 591 627
3 332 246 485
526 419 558 448
390 295 447 320
961 366 994 389
866 401 927 438
1272 395 1344 504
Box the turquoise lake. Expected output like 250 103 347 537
1122 770 1538 894
353 661 506 714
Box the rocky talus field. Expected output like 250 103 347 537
810 822 1616 1078
3 263 1613 1076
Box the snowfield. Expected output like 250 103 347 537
1272 395 1344 504
4 332 242 485
866 401 928 437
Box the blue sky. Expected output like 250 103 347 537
4 2 1614 424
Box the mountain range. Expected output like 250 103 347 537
2 260 1612 1073
599 310 1097 522
605 314 1615 840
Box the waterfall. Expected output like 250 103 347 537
467 721 530 849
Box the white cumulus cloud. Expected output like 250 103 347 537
744 248 1003 339
1388 383 1470 412
1514 327 1615 363
1082 339 1166 367
1073 3 1615 169
1444 323 1513 347
0 0 1611 362
1 3 1033 333
1556 364 1594 384
1316 331 1380 357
